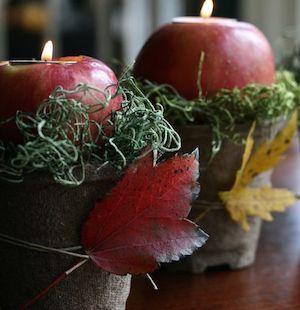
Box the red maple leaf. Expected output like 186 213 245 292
81 150 208 275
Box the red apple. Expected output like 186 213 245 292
0 56 122 143
133 19 275 99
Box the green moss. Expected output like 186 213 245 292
0 78 181 186
137 71 298 158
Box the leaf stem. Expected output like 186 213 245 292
19 259 88 309
146 273 158 290
0 233 88 259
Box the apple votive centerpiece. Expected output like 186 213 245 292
133 0 275 99
133 0 299 272
0 41 129 309
0 41 122 143
0 42 208 307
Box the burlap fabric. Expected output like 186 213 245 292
168 121 286 273
0 166 131 309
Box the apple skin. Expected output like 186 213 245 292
133 21 275 99
0 56 122 143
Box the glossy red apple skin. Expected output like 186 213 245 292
0 56 122 143
133 20 275 99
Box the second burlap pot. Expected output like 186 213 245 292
0 166 131 309
168 121 285 273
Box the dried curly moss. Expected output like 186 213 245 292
140 77 296 125
137 73 297 157
276 70 300 105
0 78 181 186
1 70 297 185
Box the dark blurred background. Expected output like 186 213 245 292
0 0 298 70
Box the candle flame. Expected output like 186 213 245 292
41 40 53 61
200 0 213 18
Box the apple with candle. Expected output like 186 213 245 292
133 0 275 99
0 41 122 143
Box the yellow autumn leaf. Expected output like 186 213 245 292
238 111 297 188
219 112 298 230
219 187 297 231
232 122 255 191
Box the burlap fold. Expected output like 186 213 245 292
0 166 131 309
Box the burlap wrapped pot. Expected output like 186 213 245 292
0 166 131 309
168 120 286 273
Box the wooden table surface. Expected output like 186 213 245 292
126 139 300 310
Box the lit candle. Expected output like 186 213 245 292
6 40 76 65
133 0 275 99
200 0 213 18
41 40 54 61
0 41 122 142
